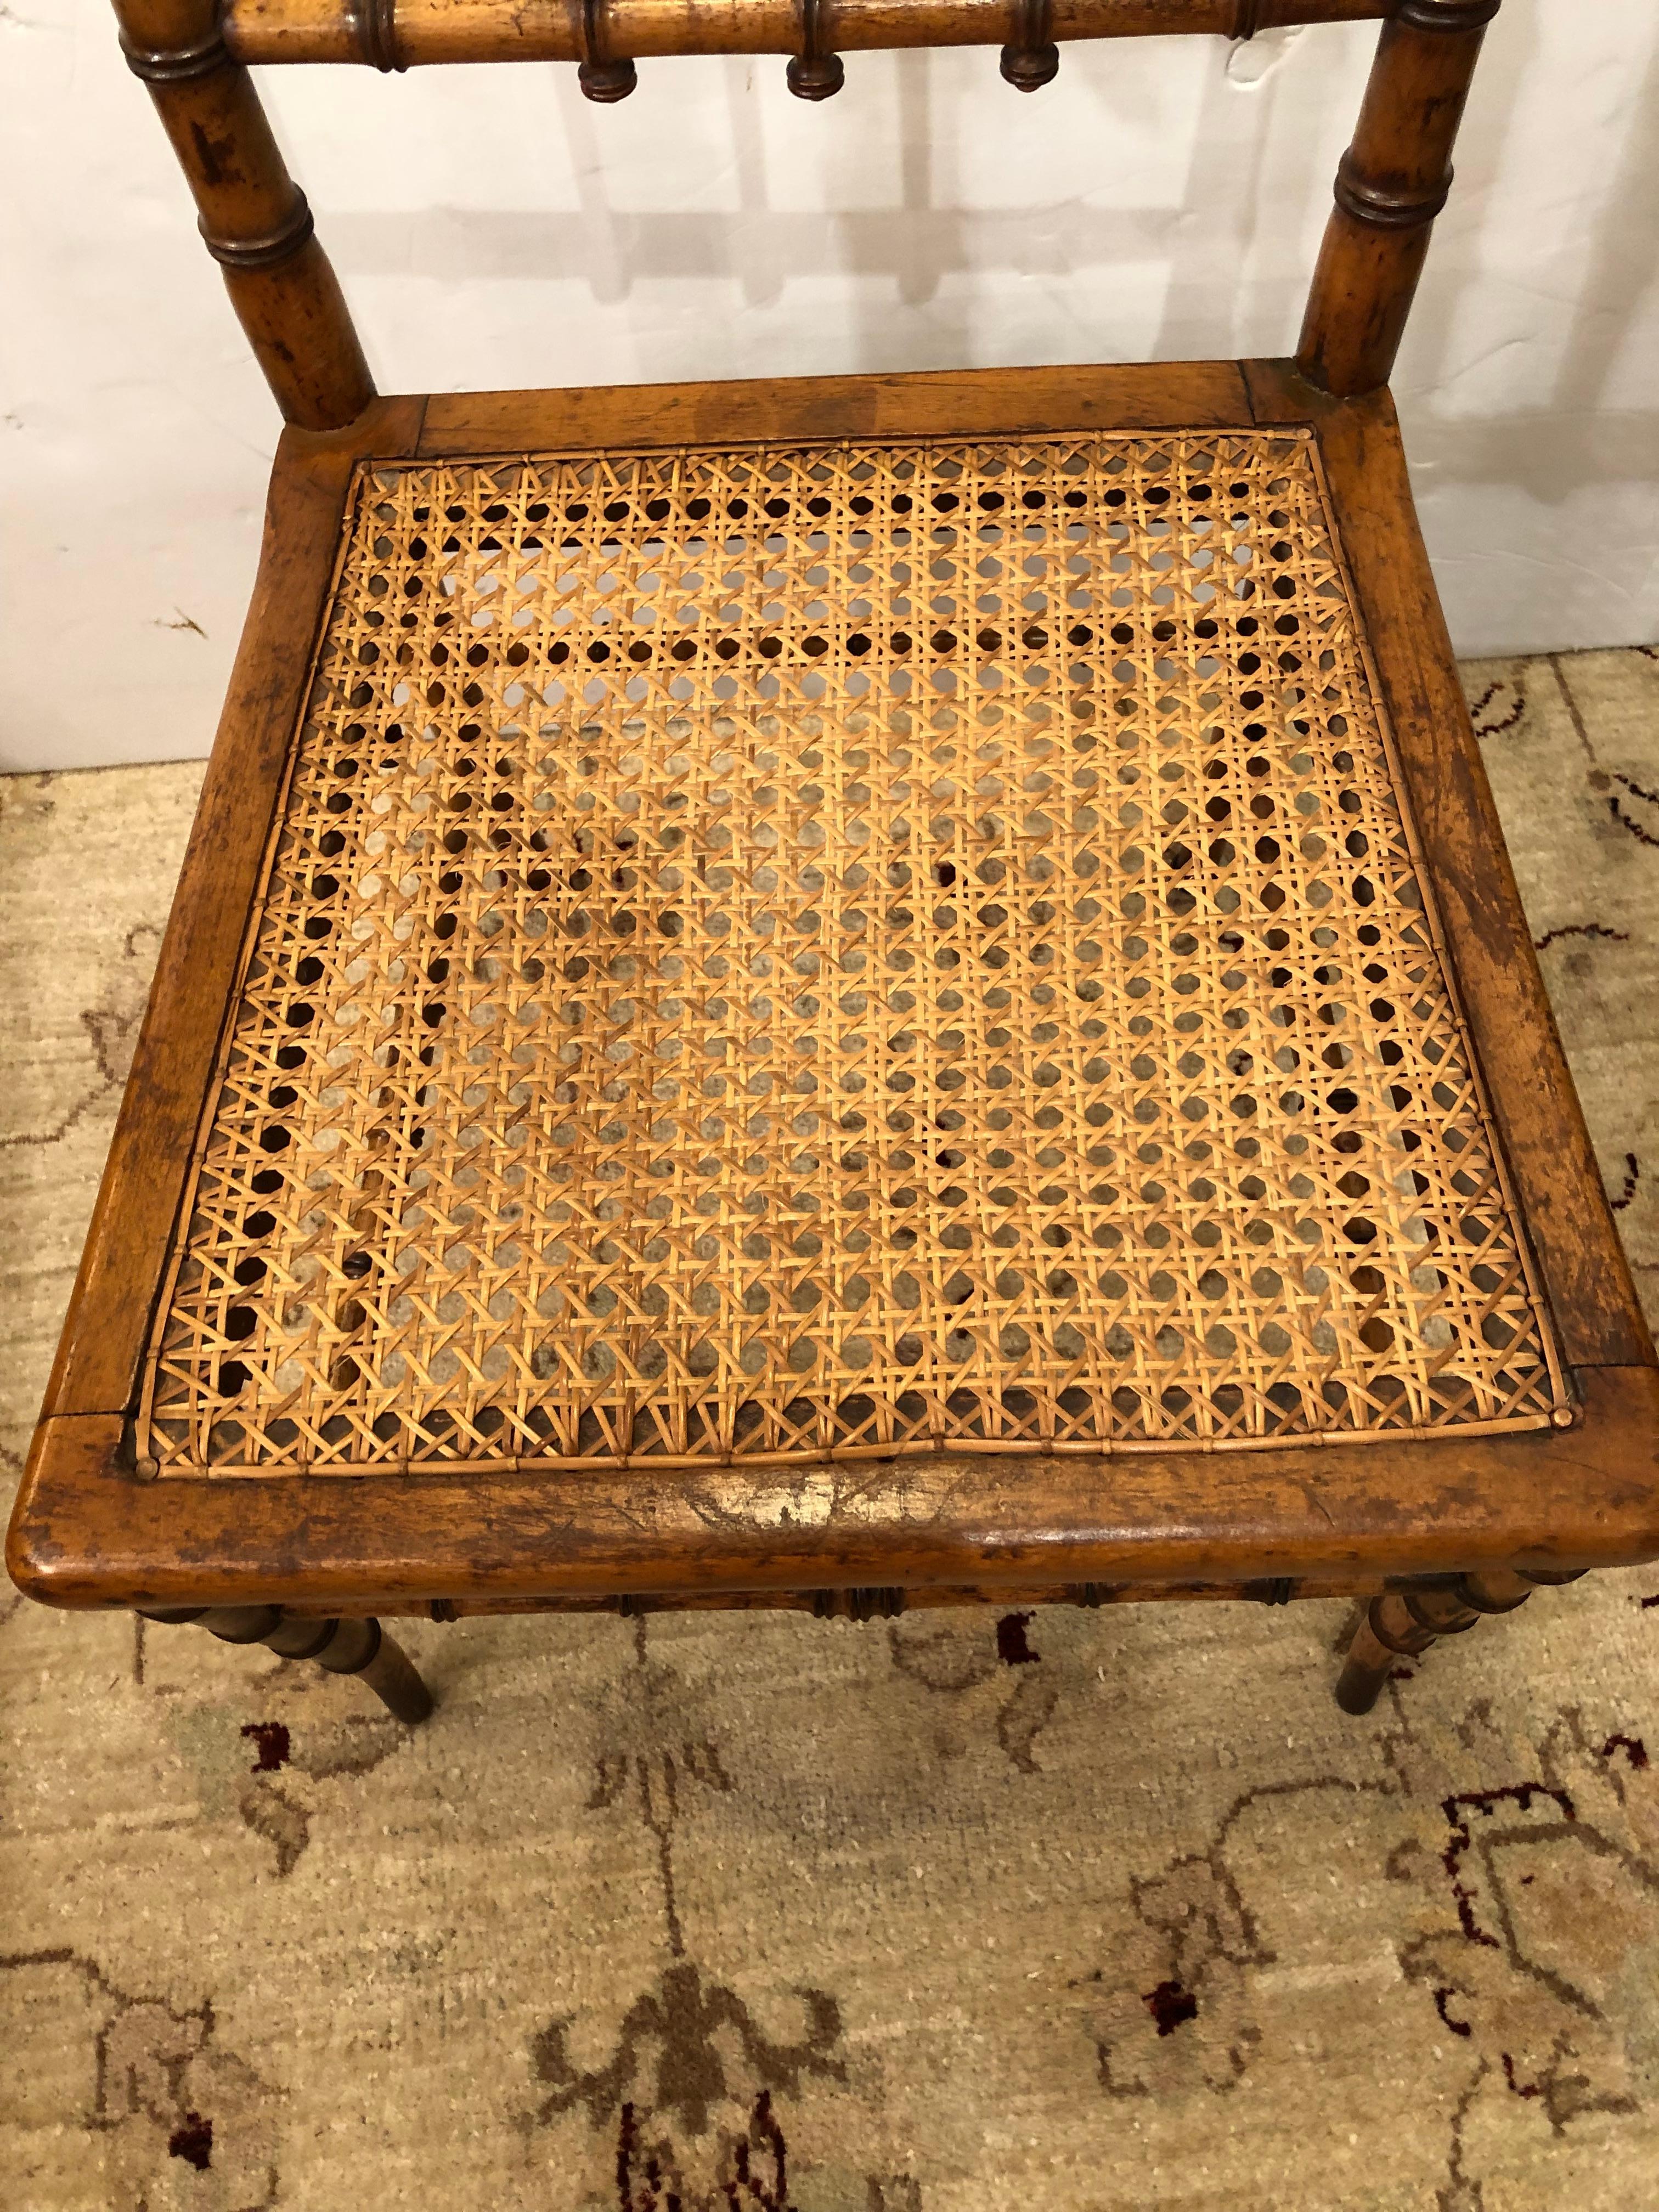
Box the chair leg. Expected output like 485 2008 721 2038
1335 1567 1582 1717
138 1605 434 1724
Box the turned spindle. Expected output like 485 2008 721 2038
113 0 373 428
1001 0 1059 90
788 0 844 99
140 1604 435 1723
1297 0 1502 397
578 0 637 99
1336 1563 1585 1716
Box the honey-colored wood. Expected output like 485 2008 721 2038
413 362 1256 455
113 1 1487 415
24 7 1659 1728
222 0 1388 71
42 398 427 1427
1297 1 1498 398
12 1363 1659 1613
12 367 1657 1639
112 0 373 427
1246 361 1654 1370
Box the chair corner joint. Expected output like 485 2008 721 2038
120 27 230 85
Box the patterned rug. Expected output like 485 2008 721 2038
2 651 1656 2211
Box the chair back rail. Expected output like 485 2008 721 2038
223 1 1389 70
114 0 1498 424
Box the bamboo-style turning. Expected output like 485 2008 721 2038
115 0 1495 416
51 0 1642 1740
114 0 372 427
1334 1562 1584 1714
220 0 1389 71
1297 0 1499 396
140 1602 435 1720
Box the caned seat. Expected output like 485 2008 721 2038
10 0 1656 1726
145 428 1564 1476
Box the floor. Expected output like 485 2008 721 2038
1 648 1656 2211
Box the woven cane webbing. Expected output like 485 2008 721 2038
141 429 1565 1475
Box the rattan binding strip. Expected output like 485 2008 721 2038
140 428 1566 1476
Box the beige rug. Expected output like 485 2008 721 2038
2 652 1657 2212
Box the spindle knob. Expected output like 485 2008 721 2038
579 57 637 101
788 53 845 100
1000 42 1059 92
578 0 635 100
1000 0 1059 92
789 0 843 99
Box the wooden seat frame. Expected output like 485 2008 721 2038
9 0 1657 1725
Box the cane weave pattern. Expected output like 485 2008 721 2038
140 430 1565 1475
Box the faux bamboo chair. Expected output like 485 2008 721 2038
10 0 1656 1732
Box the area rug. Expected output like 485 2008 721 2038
2 651 1656 2211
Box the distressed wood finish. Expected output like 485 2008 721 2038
11 369 1658 1651
13 1364 1659 1613
18 2 1658 1725
42 399 427 1428
1297 0 1499 398
223 0 1388 70
1246 362 1654 1370
413 361 1256 454
111 0 373 427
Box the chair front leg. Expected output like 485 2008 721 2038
139 1605 434 1723
1335 1567 1584 1714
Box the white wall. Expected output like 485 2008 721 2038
3 1 1656 772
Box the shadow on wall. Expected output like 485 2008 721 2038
318 12 1659 506
1533 5 1659 434
1398 0 1659 501
323 39 1323 371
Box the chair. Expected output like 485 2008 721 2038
11 0 1656 1730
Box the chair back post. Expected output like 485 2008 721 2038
114 0 374 428
112 0 1496 421
1296 0 1500 397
